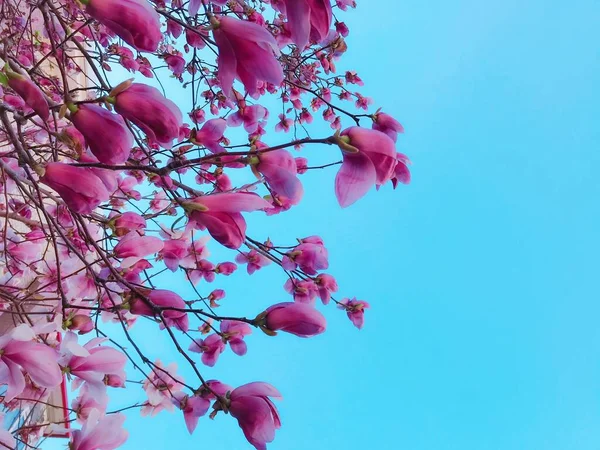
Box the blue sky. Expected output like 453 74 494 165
44 1 600 449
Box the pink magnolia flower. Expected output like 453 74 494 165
165 53 186 76
194 118 226 153
338 297 370 329
235 249 271 275
72 389 108 423
79 152 119 194
334 127 398 207
41 162 109 214
254 149 303 204
228 382 282 450
372 111 405 142
173 380 232 434
114 83 183 148
185 193 272 249
0 325 62 402
6 71 50 120
315 273 338 304
262 302 326 337
158 239 188 271
142 360 185 415
275 114 293 132
71 103 133 164
213 17 284 96
173 392 211 434
391 153 411 187
130 289 189 332
282 239 328 275
113 231 164 268
83 0 162 52
186 26 208 49
284 278 319 304
227 102 267 134
62 334 127 385
220 320 252 356
112 211 146 237
167 19 183 39
281 0 332 49
70 410 128 450
0 413 16 448
189 333 225 367
215 261 237 275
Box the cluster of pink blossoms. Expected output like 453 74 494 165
0 0 410 448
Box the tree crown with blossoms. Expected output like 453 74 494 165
0 0 410 448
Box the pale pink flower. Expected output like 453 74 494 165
70 409 128 450
113 231 164 268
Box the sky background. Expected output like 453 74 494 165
42 0 600 449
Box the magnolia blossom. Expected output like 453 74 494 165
281 0 332 49
113 231 164 268
70 409 128 450
253 148 303 204
83 0 162 52
130 289 189 332
41 162 110 214
70 103 133 165
262 302 326 337
6 71 50 120
372 111 404 142
0 325 62 402
334 127 398 207
213 17 284 96
185 193 272 249
228 382 282 450
338 297 370 329
114 83 183 148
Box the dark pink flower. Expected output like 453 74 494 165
112 211 146 237
281 0 332 49
263 302 326 337
213 17 284 96
235 249 272 275
194 118 226 153
71 103 133 164
6 71 49 120
189 333 225 367
391 153 411 187
227 101 268 134
130 289 189 332
338 297 370 329
228 382 282 450
113 231 164 267
372 111 404 142
83 0 162 52
254 149 304 204
186 26 208 49
185 193 272 249
158 239 188 271
284 278 318 304
282 240 328 275
221 320 252 355
41 162 110 214
314 273 338 305
334 127 398 207
114 83 183 148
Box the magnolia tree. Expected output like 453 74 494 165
0 0 410 448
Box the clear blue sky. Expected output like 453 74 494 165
45 1 600 449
